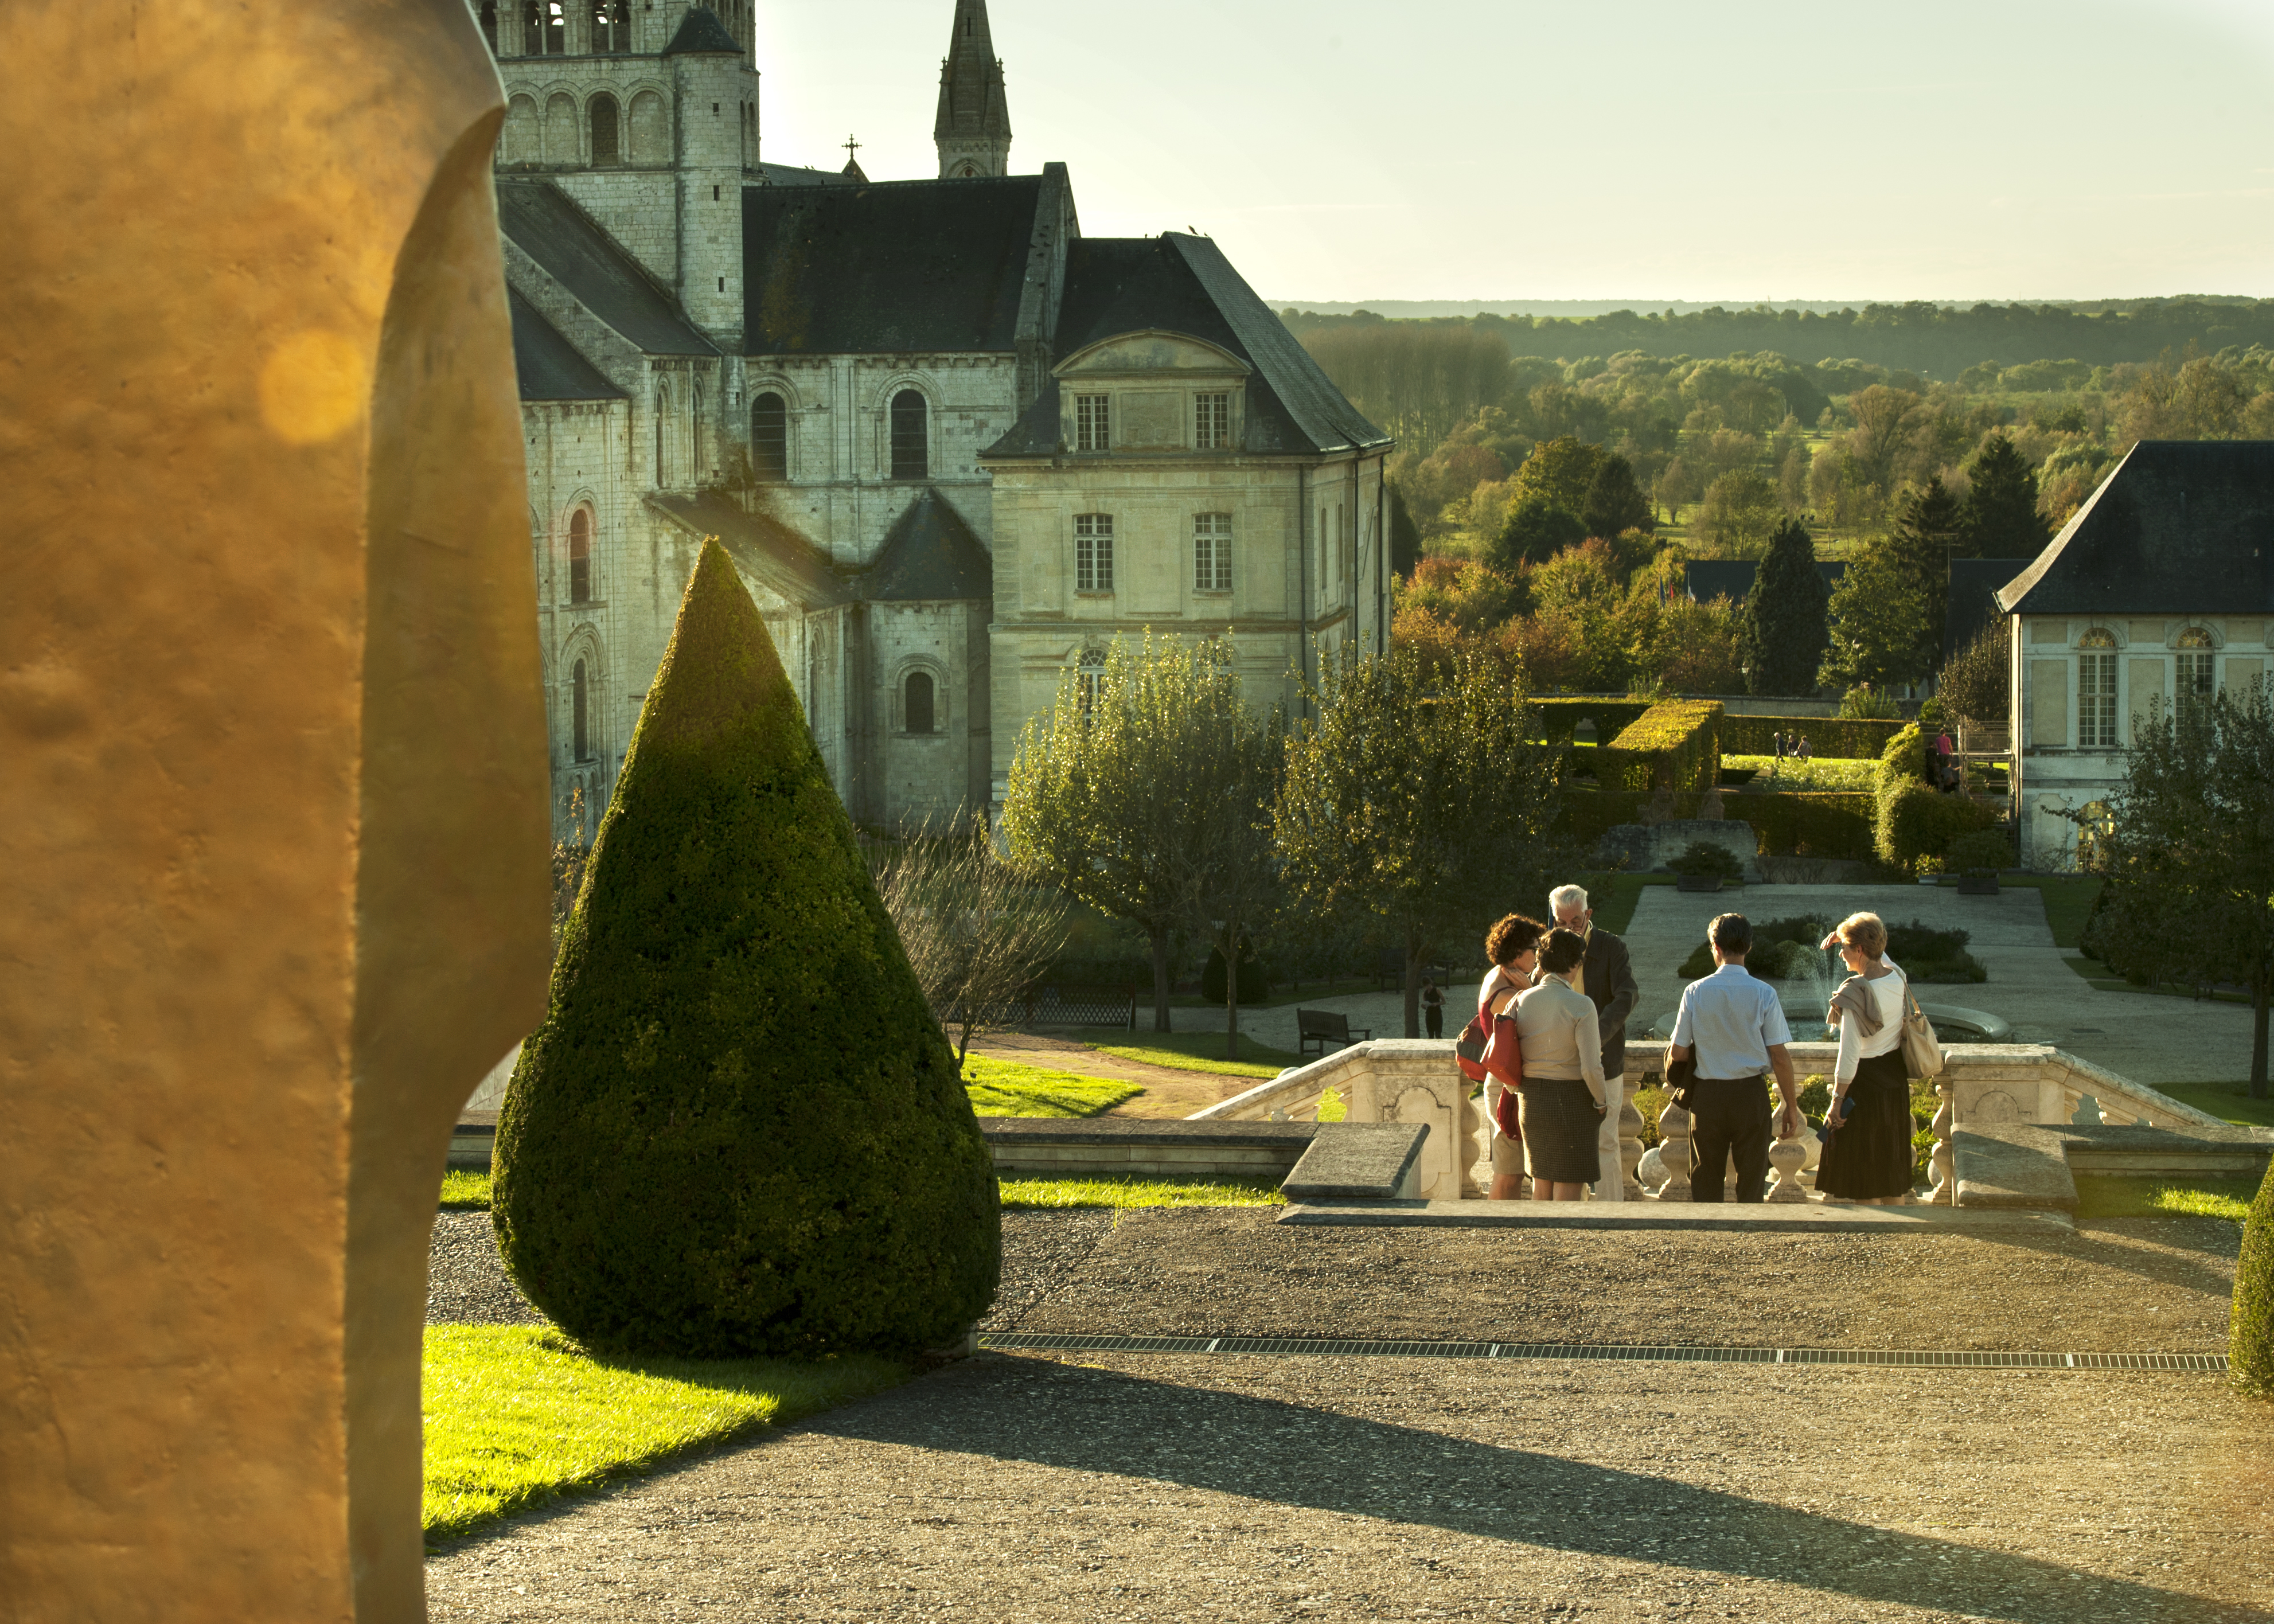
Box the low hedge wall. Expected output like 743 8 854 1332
1597 700 1723 793
1721 715 1908 759
1557 790 1877 862
1531 697 1655 743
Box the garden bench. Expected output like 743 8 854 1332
1297 1008 1371 1056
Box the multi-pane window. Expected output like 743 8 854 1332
1076 655 1106 716
1075 395 1110 452
1195 392 1230 449
2078 629 2118 748
2177 626 2215 708
1193 513 1233 592
751 391 788 479
1075 513 1114 592
889 390 927 480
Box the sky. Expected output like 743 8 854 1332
752 0 2274 306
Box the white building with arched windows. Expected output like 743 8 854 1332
494 0 1391 841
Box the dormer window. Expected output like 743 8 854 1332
1195 392 1230 450
1075 395 1109 452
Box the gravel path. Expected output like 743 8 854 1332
1011 1207 2240 1353
426 1349 2274 1622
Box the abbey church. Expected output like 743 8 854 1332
492 0 1392 839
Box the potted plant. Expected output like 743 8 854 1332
1670 840 1745 893
1945 829 2013 896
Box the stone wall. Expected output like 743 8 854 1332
1597 818 1761 879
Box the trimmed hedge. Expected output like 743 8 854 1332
1598 700 1724 793
1722 715 1908 760
493 539 999 1357
1557 789 1876 862
1531 697 1655 743
1876 783 2000 871
2234 1158 2274 1397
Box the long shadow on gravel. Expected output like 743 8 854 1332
805 1355 2266 1624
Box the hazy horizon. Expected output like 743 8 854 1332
759 0 2274 305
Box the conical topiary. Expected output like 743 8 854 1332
493 538 998 1356
2234 1157 2274 1398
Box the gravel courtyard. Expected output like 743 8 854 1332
426 1204 2268 1622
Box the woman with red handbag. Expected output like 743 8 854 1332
1475 914 1545 1200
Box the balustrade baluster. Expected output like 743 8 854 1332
1618 1086 1645 1199
1765 1119 1808 1203
1652 1100 1692 1200
1926 1080 1955 1205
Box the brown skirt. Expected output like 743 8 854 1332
1519 1076 1604 1184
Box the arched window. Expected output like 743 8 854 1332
2077 628 2117 748
751 391 788 479
629 90 667 163
2076 799 2113 872
572 659 591 762
2177 625 2215 706
654 382 671 484
478 0 498 53
589 94 621 166
524 0 565 54
1076 653 1106 717
692 381 708 481
889 389 927 481
568 509 592 603
904 671 936 735
590 0 628 52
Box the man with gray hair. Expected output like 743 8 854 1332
1550 883 1640 1199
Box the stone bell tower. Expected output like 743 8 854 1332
934 0 1011 178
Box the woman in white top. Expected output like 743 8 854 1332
1815 911 1914 1204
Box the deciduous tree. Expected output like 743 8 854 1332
1820 537 1934 692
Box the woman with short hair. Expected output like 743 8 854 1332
1515 926 1608 1203
1480 913 1544 1201
1816 911 1914 1205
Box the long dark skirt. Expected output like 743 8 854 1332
1816 1051 1916 1200
1519 1076 1604 1184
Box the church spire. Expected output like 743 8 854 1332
933 0 1011 178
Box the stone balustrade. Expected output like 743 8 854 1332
1198 1039 2255 1206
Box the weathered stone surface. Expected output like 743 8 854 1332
1953 1123 2080 1211
1281 1122 1429 1201
1 3 549 1618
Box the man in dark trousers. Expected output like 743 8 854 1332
1550 883 1641 1200
1667 913 1802 1201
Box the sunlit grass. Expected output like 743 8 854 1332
997 1176 1285 1208
961 1055 1141 1118
440 1169 492 1211
1722 754 1875 792
2152 1084 2274 1130
2073 1175 2260 1224
422 1326 907 1541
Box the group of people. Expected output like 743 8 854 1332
1468 895 1918 1205
1768 730 1813 763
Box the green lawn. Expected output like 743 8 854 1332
440 1169 492 1210
423 1326 906 1542
998 1176 1285 1208
961 1055 1142 1118
2153 1083 2274 1129
2072 1175 2261 1224
1723 754 1875 792
1983 875 2103 948
1074 1029 1302 1078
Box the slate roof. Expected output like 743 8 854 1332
743 175 1044 354
645 491 852 608
1996 440 2274 615
661 5 739 54
985 234 1390 459
509 289 625 401
500 182 719 357
1945 558 2032 661
1682 559 1845 603
864 489 994 602
935 0 1011 140
756 161 855 188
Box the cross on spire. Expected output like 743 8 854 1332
843 134 861 162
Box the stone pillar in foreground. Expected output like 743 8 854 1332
0 3 551 1618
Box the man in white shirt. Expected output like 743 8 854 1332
1667 913 1801 1202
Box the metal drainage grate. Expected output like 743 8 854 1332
976 1333 2228 1374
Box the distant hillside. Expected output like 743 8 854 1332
1278 298 2274 379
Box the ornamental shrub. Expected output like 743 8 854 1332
1669 840 1744 882
1945 829 2014 874
1877 782 2000 872
493 540 998 1357
1597 700 1723 793
2233 1158 2274 1398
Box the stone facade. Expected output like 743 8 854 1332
491 0 1391 842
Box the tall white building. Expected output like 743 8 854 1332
489 0 1392 839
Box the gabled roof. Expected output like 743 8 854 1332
1945 558 2032 661
498 181 719 357
756 161 856 189
1683 559 1845 603
645 491 853 608
662 5 739 54
1996 440 2274 615
864 489 993 602
509 289 625 401
743 175 1044 354
983 235 1390 459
